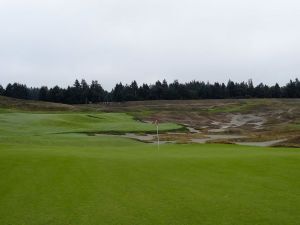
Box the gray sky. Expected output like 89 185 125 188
0 0 299 90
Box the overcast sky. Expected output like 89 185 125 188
0 0 299 90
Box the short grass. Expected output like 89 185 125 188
0 110 300 225
0 112 181 136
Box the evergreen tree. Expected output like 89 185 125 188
270 83 281 98
227 80 236 98
89 80 104 103
150 81 163 100
168 80 181 99
28 87 40 100
48 86 63 102
0 85 4 95
5 83 28 99
221 83 227 98
285 79 298 98
39 86 49 101
197 81 207 98
138 84 150 100
295 78 300 97
112 83 125 102
161 79 170 99
73 79 81 103
184 81 196 99
80 79 89 104
247 79 255 97
2 78 299 103
128 80 139 101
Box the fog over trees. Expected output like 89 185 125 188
1 78 300 104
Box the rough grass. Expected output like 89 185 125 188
204 100 266 113
0 96 76 112
288 120 300 130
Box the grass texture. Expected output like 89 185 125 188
0 111 299 225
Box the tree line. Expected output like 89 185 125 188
0 78 299 104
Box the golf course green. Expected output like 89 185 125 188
0 111 300 225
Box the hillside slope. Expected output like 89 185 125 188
0 96 76 112
86 99 300 147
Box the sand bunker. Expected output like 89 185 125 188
235 139 286 147
209 114 265 132
97 132 246 145
96 132 286 147
186 126 201 133
191 134 245 143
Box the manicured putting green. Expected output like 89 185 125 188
0 112 299 225
0 112 181 136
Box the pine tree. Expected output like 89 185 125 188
270 83 281 98
39 86 48 101
89 80 104 103
138 84 150 100
129 81 139 100
81 79 89 104
0 85 4 95
112 83 125 102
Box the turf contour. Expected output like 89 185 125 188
0 112 300 225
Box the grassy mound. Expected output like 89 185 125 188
0 96 75 112
0 112 181 136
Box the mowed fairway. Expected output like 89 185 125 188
0 112 300 225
